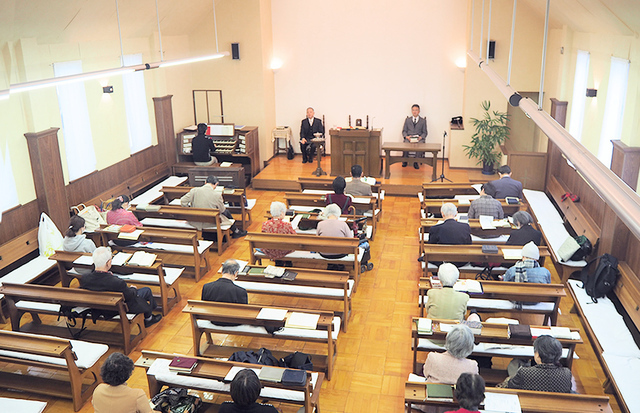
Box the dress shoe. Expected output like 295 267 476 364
414 162 419 169
402 162 408 167
144 313 162 328
302 159 307 164
232 230 248 239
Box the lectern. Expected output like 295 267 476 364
329 128 382 177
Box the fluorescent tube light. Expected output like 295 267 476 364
158 52 229 68
9 66 136 95
0 90 8 100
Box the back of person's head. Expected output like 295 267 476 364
93 247 112 269
100 352 134 386
438 263 460 287
498 165 512 175
230 368 262 407
111 194 130 210
521 241 540 260
324 203 342 219
482 181 497 198
221 259 240 276
512 210 533 227
351 164 363 178
270 201 287 218
534 335 563 365
206 175 219 185
332 176 346 194
445 325 475 359
197 123 208 135
454 373 485 411
66 215 86 238
440 202 458 218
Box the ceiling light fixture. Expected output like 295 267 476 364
7 66 136 95
159 52 229 68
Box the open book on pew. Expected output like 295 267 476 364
256 308 288 321
118 229 144 241
453 279 483 294
128 251 157 267
484 391 522 413
285 312 320 330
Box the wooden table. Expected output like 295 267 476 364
382 142 440 180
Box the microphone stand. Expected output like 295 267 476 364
431 131 452 182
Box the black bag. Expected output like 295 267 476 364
287 142 295 160
228 347 283 367
580 253 620 303
570 235 593 261
151 387 201 413
282 351 313 371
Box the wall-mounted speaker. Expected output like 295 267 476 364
231 43 240 60
488 40 496 59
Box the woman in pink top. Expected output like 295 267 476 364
106 195 142 226
423 324 478 383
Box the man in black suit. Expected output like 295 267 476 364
428 203 472 245
402 104 428 169
300 107 324 163
80 247 162 327
201 259 247 326
492 165 524 199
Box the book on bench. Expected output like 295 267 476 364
285 312 320 330
128 251 157 267
453 279 483 294
426 383 454 401
169 356 197 373
258 366 285 382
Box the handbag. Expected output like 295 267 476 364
287 142 295 160
71 204 107 232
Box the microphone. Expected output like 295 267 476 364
444 131 448 137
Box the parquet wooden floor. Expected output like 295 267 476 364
0 157 621 412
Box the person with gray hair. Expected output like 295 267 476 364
79 247 162 327
506 210 542 246
317 203 354 269
423 324 479 384
426 263 470 321
261 201 296 265
427 203 471 245
201 259 248 326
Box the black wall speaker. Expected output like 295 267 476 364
231 43 240 60
488 40 496 59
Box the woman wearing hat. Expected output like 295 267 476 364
502 241 551 283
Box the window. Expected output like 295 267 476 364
53 60 97 181
0 143 20 222
122 54 153 154
568 50 590 142
598 57 630 166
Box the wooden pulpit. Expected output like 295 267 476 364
329 128 382 177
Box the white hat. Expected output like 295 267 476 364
521 241 540 260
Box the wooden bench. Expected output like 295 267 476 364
0 228 57 323
246 232 363 292
127 175 189 206
567 262 640 413
0 282 147 354
279 211 372 239
136 350 323 413
420 182 480 201
419 218 515 257
419 278 565 325
184 300 339 380
0 330 108 411
51 250 182 316
130 205 231 254
235 265 353 332
422 198 527 217
96 226 211 282
405 382 614 413
297 176 384 218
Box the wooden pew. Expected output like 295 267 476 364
235 265 353 332
96 226 210 282
419 278 566 325
127 175 189 206
136 350 323 413
0 283 147 354
422 198 527 217
0 330 107 411
297 176 384 217
130 205 231 254
421 182 480 200
405 382 614 413
50 250 182 316
245 232 362 292
184 300 339 380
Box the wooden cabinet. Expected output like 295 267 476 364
329 128 382 177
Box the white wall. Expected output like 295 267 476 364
271 0 467 156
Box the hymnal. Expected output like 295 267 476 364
285 312 320 330
282 270 297 281
426 383 454 400
169 356 197 373
128 251 156 267
416 318 433 335
454 279 483 294
482 245 499 254
509 324 532 339
256 308 288 321
258 366 284 382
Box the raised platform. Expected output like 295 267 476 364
252 154 486 196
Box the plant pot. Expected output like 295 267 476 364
482 161 495 175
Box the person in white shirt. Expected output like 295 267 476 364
401 104 428 169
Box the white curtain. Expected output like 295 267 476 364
122 54 153 154
568 50 590 142
53 60 97 180
0 142 20 222
598 56 630 167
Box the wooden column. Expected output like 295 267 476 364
549 98 568 127
24 128 69 232
546 99 568 190
611 140 640 190
153 95 176 167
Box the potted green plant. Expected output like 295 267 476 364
463 100 510 175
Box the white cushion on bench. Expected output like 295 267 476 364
418 296 555 312
420 233 509 243
235 279 354 298
196 316 341 340
523 189 565 225
118 267 184 285
601 353 640 412
0 336 107 369
140 217 194 229
255 249 364 263
15 301 137 320
417 338 570 359
0 397 46 413
131 240 213 255
422 262 508 272
0 256 56 286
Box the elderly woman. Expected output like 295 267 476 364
106 195 142 226
92 352 152 413
505 335 573 392
444 373 486 413
317 203 354 270
506 211 542 246
423 324 478 383
325 176 353 214
220 368 278 413
426 263 469 321
261 201 296 265
503 241 551 283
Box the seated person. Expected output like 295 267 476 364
63 215 97 253
202 259 248 304
345 164 373 196
300 107 324 164
220 368 278 413
180 175 246 238
502 242 551 283
492 165 523 199
423 325 478 383
428 203 471 245
106 195 142 226
506 211 542 246
80 247 162 327
192 123 218 166
505 335 573 393
261 201 296 266
426 263 469 321
468 182 504 219
317 203 354 268
444 373 485 413
325 176 353 214
92 352 152 413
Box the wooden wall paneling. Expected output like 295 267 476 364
550 99 568 127
625 234 640 275
24 128 69 232
556 161 606 226
600 205 630 260
0 201 40 245
611 140 640 190
504 147 547 191
153 95 176 167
